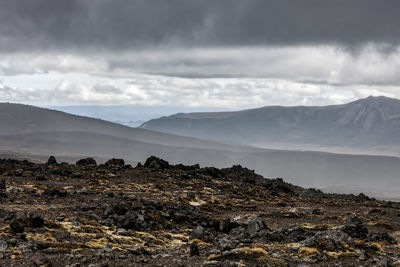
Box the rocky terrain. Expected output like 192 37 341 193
0 156 398 266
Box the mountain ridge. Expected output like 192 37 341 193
0 102 250 152
140 96 400 153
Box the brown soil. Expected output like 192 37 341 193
0 156 399 266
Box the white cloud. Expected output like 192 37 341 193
0 73 369 108
0 44 400 108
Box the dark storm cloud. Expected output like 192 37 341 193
1 0 400 52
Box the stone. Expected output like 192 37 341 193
10 219 24 234
105 190 114 197
143 156 170 169
343 213 368 239
0 180 6 190
30 214 44 227
368 233 397 244
77 188 94 195
190 243 200 256
246 216 268 235
190 226 205 240
303 230 352 251
43 188 67 197
47 156 58 165
276 226 315 242
14 211 29 224
76 158 97 166
219 218 240 234
104 158 125 168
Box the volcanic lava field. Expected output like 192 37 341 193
0 156 398 266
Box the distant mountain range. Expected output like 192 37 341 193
2 102 400 199
49 105 227 127
0 103 241 151
140 96 400 155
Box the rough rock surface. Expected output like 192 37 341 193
0 156 398 266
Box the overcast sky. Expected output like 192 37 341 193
1 0 400 108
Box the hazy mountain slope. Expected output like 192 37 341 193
1 131 400 195
48 105 227 127
140 96 400 151
0 103 251 152
0 131 226 163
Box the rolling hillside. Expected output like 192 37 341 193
140 96 400 154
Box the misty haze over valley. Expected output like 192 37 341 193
0 100 400 200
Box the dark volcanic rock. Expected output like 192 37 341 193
10 211 44 230
51 167 73 177
265 178 295 195
200 167 223 178
0 156 397 266
42 188 68 197
246 216 268 235
47 156 57 165
143 156 170 169
219 218 241 234
30 214 44 227
10 219 24 233
175 163 200 171
190 226 205 240
110 203 130 216
227 216 271 242
105 190 115 197
277 226 315 242
303 230 352 251
14 211 30 224
0 179 7 198
76 158 97 166
357 193 371 201
221 165 263 183
343 213 368 239
0 179 6 190
190 243 199 256
368 233 397 244
305 188 325 198
105 158 125 168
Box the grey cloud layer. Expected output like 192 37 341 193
1 1 400 108
3 46 400 87
1 71 398 108
1 0 400 51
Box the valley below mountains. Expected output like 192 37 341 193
1 102 400 199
